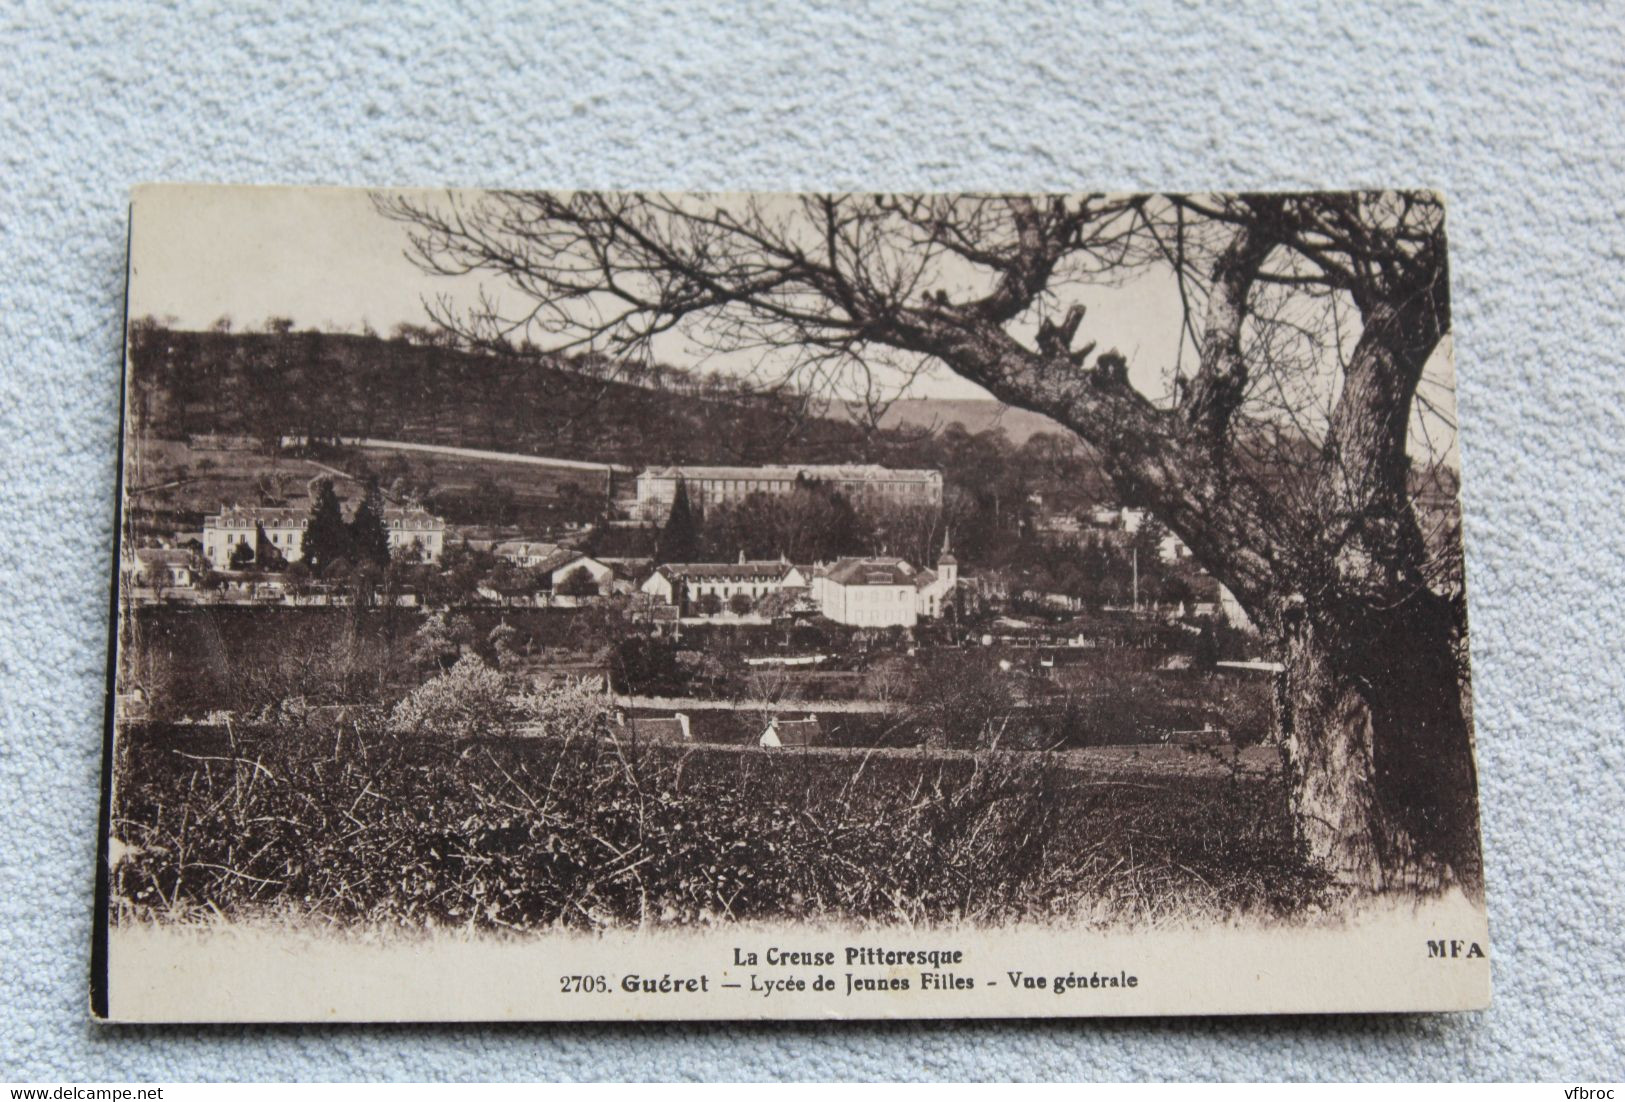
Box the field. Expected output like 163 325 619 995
109 722 1333 932
326 440 625 529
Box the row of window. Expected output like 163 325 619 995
692 583 776 598
843 587 911 603
648 479 939 498
207 518 441 531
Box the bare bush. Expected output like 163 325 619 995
389 654 515 738
111 723 1337 931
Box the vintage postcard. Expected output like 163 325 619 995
95 184 1488 1021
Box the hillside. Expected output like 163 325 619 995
873 398 1072 446
127 326 894 469
124 325 1123 540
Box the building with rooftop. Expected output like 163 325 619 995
810 536 960 628
635 464 942 521
641 555 809 610
202 503 445 568
812 557 923 628
493 542 613 590
125 548 200 590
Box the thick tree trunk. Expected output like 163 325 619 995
1277 591 1482 895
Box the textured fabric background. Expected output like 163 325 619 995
3 0 1621 1082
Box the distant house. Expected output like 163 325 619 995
641 555 808 610
495 542 614 592
493 540 562 568
382 507 447 562
127 548 198 589
1087 505 1147 533
541 551 613 593
759 715 822 748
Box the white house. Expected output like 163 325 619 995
812 557 921 628
540 551 614 592
495 542 614 591
810 538 958 627
1087 505 1147 534
492 540 563 568
127 548 198 589
383 507 446 562
202 506 306 567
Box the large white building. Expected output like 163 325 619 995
202 503 445 568
635 464 942 521
202 506 307 567
812 558 922 628
810 539 959 627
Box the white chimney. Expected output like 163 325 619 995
676 712 691 740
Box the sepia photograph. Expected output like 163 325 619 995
97 184 1488 1021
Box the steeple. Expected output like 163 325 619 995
937 529 958 586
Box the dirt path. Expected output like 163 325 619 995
325 436 634 474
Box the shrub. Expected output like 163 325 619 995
513 676 617 741
389 654 515 737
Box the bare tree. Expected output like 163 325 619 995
375 189 1476 894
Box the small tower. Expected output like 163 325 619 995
937 529 958 587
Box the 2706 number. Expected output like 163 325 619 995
560 975 610 994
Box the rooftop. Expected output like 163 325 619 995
625 716 690 742
132 548 195 565
824 557 918 586
494 540 562 559
658 561 799 580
